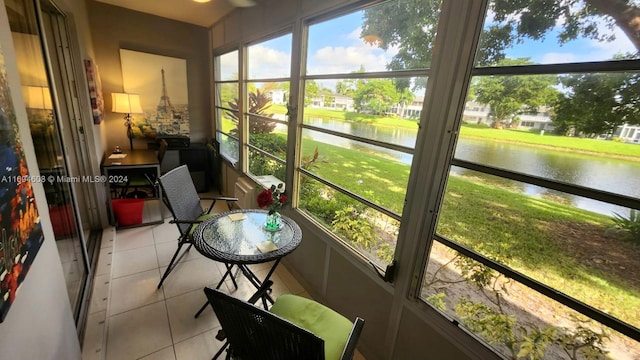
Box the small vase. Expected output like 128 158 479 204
264 212 282 231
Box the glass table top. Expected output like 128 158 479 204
192 209 302 264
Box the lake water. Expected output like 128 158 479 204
302 116 640 216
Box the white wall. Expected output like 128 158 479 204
0 1 82 358
87 1 212 149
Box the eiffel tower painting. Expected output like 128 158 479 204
120 49 190 137
153 68 189 135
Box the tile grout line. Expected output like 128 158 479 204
154 228 179 360
100 227 116 360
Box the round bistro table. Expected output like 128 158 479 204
192 209 302 313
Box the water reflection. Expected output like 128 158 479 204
304 117 415 163
302 116 640 216
453 139 640 216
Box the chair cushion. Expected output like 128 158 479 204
270 294 352 360
188 213 217 237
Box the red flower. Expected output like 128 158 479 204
257 189 273 208
279 194 287 204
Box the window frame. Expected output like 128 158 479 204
294 4 440 270
213 48 241 166
420 26 640 346
241 30 294 186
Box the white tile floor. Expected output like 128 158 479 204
82 199 364 360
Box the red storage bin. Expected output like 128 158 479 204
112 198 145 227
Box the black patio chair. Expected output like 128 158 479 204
204 283 365 360
157 164 238 289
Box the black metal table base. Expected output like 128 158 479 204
195 259 281 318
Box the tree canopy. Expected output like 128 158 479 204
361 0 640 134
472 58 558 126
361 0 640 69
305 81 320 106
353 79 402 115
553 72 640 136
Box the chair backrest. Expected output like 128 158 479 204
207 140 222 192
157 139 168 165
204 286 325 360
158 165 204 235
340 317 365 360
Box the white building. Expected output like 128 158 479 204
616 124 640 143
331 94 355 111
308 94 355 111
462 101 491 124
515 107 554 131
267 89 287 105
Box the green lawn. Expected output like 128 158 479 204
249 107 640 329
438 176 639 327
300 138 410 214
299 136 640 328
461 125 640 159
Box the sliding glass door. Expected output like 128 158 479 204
6 0 99 327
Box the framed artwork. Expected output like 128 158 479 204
84 59 104 124
0 43 45 323
119 49 190 138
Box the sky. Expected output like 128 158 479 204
220 4 636 90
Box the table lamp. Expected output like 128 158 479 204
111 92 143 150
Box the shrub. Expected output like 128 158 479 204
609 209 640 243
332 205 374 249
248 133 287 178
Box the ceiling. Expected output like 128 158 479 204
93 0 242 28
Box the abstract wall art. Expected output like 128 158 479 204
85 58 104 125
0 43 45 323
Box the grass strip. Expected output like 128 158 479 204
300 136 639 327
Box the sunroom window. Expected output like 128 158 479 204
420 0 640 358
245 33 292 185
297 1 441 268
214 50 240 164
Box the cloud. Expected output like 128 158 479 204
346 27 361 41
310 45 390 74
247 45 291 78
540 52 577 64
539 25 635 64
308 26 396 75
219 51 238 80
586 25 635 60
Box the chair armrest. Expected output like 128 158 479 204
340 317 365 360
202 197 239 213
200 196 239 202
169 219 203 225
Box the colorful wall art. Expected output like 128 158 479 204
85 58 104 124
0 43 45 323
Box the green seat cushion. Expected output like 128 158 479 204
270 294 352 360
188 213 217 237
127 175 151 186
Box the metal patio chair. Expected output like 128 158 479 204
204 282 365 360
156 164 238 289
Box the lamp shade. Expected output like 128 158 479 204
23 86 53 110
111 92 143 114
